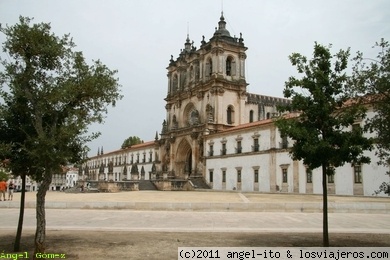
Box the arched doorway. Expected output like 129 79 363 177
175 138 192 178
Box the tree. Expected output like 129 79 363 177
0 91 44 251
0 17 122 256
351 39 390 195
121 136 143 149
275 43 372 246
0 169 9 180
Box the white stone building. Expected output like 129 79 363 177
8 175 34 192
66 167 79 188
82 13 389 196
84 141 157 182
203 106 388 196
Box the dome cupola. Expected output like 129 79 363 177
214 12 231 37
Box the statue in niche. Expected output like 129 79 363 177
162 120 167 133
172 115 178 129
195 66 200 81
189 109 200 126
206 104 214 123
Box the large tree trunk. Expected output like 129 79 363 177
14 172 26 252
33 170 52 258
322 164 329 247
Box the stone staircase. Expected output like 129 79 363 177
189 177 211 190
139 180 158 191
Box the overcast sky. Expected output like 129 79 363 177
1 0 389 157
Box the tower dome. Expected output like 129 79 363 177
214 12 231 37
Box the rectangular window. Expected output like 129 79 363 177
281 136 288 149
253 138 259 152
306 168 312 183
254 169 259 183
282 169 288 183
209 170 214 183
221 143 227 155
236 141 242 154
209 145 214 156
354 164 362 183
149 153 153 162
237 170 241 183
328 174 334 183
222 171 226 183
143 154 146 163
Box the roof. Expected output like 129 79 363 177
89 141 155 159
206 112 300 138
206 119 274 138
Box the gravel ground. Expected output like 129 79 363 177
1 230 389 260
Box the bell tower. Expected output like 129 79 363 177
158 13 248 179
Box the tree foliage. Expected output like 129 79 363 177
352 38 390 168
0 170 9 180
0 90 42 251
351 39 390 195
121 136 143 149
0 16 122 255
275 42 373 246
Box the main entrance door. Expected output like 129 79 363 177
175 138 192 178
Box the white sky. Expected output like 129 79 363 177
1 0 389 157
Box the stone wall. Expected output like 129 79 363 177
153 180 192 191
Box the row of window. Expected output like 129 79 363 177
305 165 362 184
206 56 236 77
208 169 265 183
89 152 154 168
170 56 236 93
248 111 276 123
208 165 363 184
208 137 288 156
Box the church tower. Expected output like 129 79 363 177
158 13 248 179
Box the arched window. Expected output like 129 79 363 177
206 58 213 78
209 58 213 76
180 71 186 90
173 74 178 92
226 57 232 76
227 105 234 124
249 110 254 123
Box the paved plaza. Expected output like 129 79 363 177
0 191 389 234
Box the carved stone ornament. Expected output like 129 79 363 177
169 135 176 143
165 141 170 151
206 104 214 122
188 109 200 126
191 131 199 140
172 115 178 130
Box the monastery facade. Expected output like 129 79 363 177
82 14 389 196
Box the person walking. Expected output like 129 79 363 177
0 179 7 201
8 181 14 201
